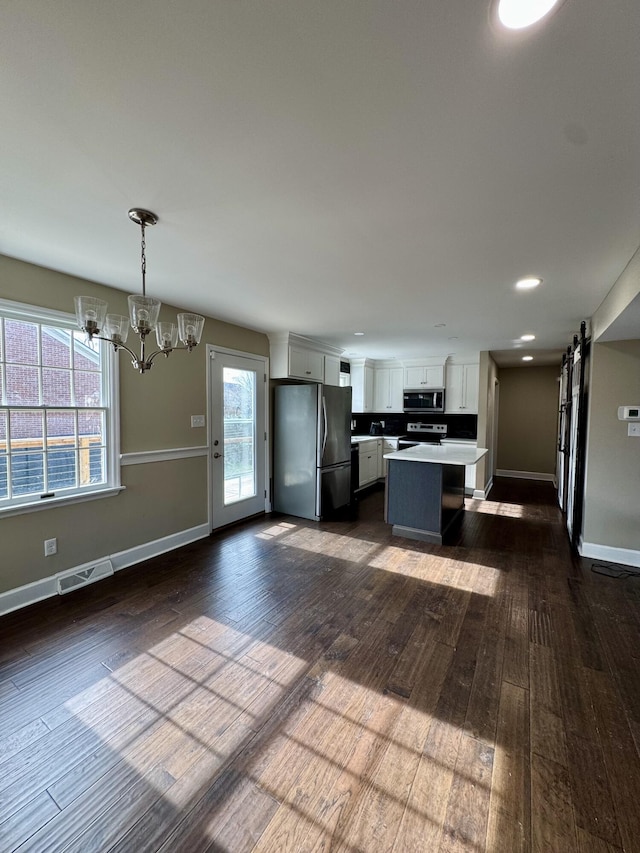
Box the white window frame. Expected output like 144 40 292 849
0 298 122 518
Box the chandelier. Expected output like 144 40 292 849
74 208 205 373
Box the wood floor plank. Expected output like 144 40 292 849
485 681 530 853
531 752 577 853
0 790 60 851
439 733 494 852
392 717 462 852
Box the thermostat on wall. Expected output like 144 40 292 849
618 406 640 421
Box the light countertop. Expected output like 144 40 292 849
384 444 488 466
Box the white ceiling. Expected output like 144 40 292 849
2 1 639 367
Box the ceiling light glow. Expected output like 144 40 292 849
515 277 542 290
354 331 364 336
522 355 534 361
520 333 536 341
498 0 561 30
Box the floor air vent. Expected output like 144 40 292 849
57 560 114 595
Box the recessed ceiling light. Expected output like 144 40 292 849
434 323 446 328
521 333 536 341
448 336 459 341
354 331 364 336
497 0 562 30
522 355 534 361
515 277 542 290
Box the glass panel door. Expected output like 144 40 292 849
209 350 267 529
223 366 256 505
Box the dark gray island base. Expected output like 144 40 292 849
385 458 466 545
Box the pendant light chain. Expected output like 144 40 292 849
140 220 147 297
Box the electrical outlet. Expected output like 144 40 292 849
191 414 206 428
44 538 57 556
629 423 640 437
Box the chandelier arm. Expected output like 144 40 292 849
146 344 195 366
90 334 138 363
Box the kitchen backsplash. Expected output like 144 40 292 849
351 412 478 440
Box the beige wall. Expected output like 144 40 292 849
0 254 269 595
496 365 559 476
476 352 498 493
582 340 640 551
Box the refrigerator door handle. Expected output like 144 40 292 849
321 396 328 460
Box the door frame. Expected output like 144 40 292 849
206 344 270 532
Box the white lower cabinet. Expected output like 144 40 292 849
381 438 399 477
358 439 381 488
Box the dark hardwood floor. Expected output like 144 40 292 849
1 478 640 852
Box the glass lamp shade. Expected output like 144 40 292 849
74 296 108 336
128 294 161 335
104 314 130 345
177 313 205 348
156 322 178 350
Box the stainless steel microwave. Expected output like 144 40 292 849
403 388 445 413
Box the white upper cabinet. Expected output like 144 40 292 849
402 359 445 389
269 332 343 383
445 359 479 413
351 358 375 412
373 366 404 412
288 346 324 381
323 354 340 386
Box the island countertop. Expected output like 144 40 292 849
384 444 488 466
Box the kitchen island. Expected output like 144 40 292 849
384 444 488 544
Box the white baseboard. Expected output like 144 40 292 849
579 540 640 570
0 523 210 617
472 476 494 500
495 469 556 482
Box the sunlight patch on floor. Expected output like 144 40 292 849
469 500 526 518
367 544 500 596
255 521 298 539
272 526 381 562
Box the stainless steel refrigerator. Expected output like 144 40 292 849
273 383 352 520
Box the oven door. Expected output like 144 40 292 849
403 389 444 413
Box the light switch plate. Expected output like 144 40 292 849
191 415 206 428
628 423 640 437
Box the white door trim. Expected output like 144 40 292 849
206 344 270 532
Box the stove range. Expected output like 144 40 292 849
398 422 447 449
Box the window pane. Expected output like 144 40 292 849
5 364 40 405
11 451 44 496
73 333 102 371
42 327 72 368
78 410 105 486
74 371 102 406
223 367 256 505
78 410 103 437
47 449 77 490
0 456 7 499
4 319 39 365
46 410 76 445
0 410 6 497
87 445 105 485
10 410 44 451
43 368 72 406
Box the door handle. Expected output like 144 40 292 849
213 452 222 459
